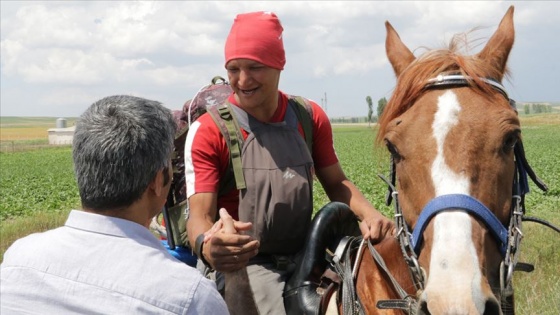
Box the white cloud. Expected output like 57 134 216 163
42 87 97 108
9 4 92 49
1 1 559 118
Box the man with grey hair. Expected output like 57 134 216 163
1 95 229 314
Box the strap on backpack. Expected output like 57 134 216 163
207 104 247 190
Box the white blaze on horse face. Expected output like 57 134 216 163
431 90 469 195
424 90 485 314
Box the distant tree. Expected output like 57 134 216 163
377 97 388 119
366 96 373 126
534 104 543 114
524 104 530 115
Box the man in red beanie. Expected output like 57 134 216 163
185 11 394 314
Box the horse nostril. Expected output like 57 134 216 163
483 298 501 315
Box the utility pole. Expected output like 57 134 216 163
324 92 328 114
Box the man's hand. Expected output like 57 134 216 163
202 208 259 272
359 211 395 243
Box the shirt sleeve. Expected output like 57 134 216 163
184 113 230 199
186 277 229 315
308 100 339 169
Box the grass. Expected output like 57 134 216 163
512 115 560 314
1 210 70 261
0 147 80 220
520 113 560 126
515 222 560 314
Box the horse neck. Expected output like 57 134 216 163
356 237 417 314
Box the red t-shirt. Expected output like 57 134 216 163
184 91 338 220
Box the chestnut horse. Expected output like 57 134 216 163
328 6 550 315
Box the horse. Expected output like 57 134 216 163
324 5 550 315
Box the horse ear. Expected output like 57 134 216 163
477 6 515 81
385 21 416 77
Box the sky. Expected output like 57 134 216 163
1 1 559 118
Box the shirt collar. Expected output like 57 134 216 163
65 210 160 246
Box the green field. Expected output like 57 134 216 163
0 147 79 220
1 116 558 313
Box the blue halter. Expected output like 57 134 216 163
411 194 509 256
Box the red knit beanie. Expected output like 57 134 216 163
224 11 286 70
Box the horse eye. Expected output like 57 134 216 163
502 132 519 153
385 140 402 162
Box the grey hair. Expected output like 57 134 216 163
73 95 176 211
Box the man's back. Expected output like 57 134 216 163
1 210 228 315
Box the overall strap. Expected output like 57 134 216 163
232 100 299 130
229 102 265 135
206 96 315 191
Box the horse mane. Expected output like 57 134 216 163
376 33 510 144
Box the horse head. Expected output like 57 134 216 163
379 6 519 314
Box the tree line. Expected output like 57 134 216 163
329 99 555 125
523 103 553 114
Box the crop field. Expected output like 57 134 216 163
0 117 78 152
0 117 77 140
0 147 79 220
1 115 558 313
1 126 50 141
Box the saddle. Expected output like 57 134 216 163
283 202 361 315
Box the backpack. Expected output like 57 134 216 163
160 76 314 251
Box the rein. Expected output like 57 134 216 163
373 74 557 314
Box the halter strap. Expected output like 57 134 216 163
411 194 509 256
425 74 509 99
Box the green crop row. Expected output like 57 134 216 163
1 124 558 223
0 147 80 221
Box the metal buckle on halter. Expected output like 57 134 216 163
390 188 426 291
504 195 524 285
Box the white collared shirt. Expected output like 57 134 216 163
1 210 229 314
